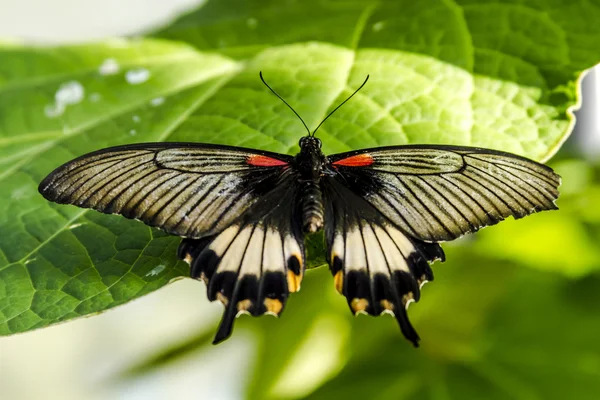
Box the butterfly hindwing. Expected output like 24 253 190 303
39 143 293 239
322 176 444 346
323 144 560 344
328 145 561 242
178 172 305 343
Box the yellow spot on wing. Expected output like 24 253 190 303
351 298 369 314
380 299 395 311
237 299 252 312
184 253 193 265
264 298 283 315
217 292 228 306
334 270 344 294
199 272 209 284
287 270 302 292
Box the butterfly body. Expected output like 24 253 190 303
293 136 327 232
38 76 561 346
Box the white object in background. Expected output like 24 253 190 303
0 0 204 44
577 67 600 159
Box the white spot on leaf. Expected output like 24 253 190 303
89 93 102 102
11 185 32 199
125 68 151 85
146 264 166 277
129 129 137 136
69 223 84 229
55 81 85 105
372 21 386 32
150 97 165 107
44 102 65 118
45 81 85 118
132 115 141 123
98 58 120 76
246 18 258 29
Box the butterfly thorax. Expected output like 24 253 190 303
294 136 326 233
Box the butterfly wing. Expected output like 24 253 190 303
40 142 304 343
322 175 444 346
39 142 293 238
178 170 305 343
323 145 560 345
327 145 560 242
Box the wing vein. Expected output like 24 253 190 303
415 175 474 233
466 164 533 212
393 176 453 238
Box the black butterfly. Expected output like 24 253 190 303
38 74 561 345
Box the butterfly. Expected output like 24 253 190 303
38 73 561 345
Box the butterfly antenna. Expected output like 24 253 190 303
311 75 369 137
260 71 311 137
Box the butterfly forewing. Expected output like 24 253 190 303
39 142 304 344
39 143 293 238
328 145 560 242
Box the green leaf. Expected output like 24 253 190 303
117 327 215 379
476 272 600 400
155 0 600 159
0 40 242 334
1 0 597 336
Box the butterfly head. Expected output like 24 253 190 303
295 136 325 179
299 136 322 151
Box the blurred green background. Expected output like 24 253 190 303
1 1 600 399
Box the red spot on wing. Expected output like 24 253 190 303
247 154 288 167
333 154 374 167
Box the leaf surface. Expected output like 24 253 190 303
2 0 598 336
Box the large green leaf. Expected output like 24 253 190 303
156 0 600 159
1 0 597 337
0 40 242 334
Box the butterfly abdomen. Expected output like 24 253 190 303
299 180 324 233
